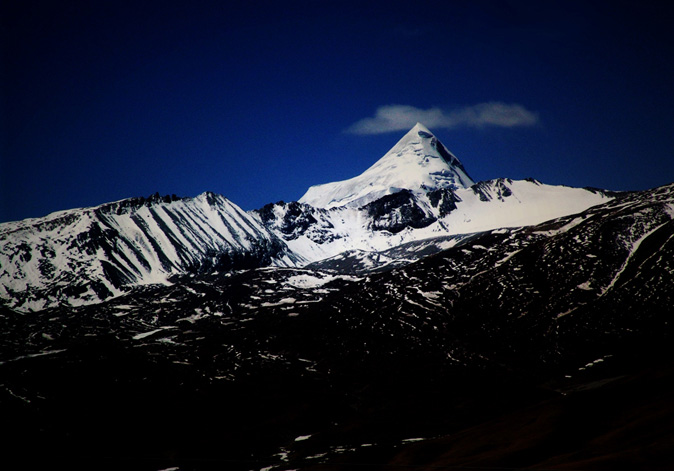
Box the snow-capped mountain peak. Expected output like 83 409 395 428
0 192 300 312
299 123 475 209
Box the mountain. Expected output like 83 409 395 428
1 182 672 470
258 124 613 264
258 178 613 265
2 123 673 469
1 124 614 311
0 192 300 312
299 122 474 209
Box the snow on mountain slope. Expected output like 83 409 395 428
259 178 613 265
299 123 474 209
446 178 611 233
0 192 300 312
278 123 614 265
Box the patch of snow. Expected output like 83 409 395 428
285 273 361 289
132 327 174 340
176 311 209 323
577 281 593 291
665 203 674 219
556 308 576 319
0 349 67 365
261 298 296 307
285 274 336 288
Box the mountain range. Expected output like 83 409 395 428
1 123 611 311
1 124 673 470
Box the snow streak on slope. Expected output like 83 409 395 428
0 193 300 311
299 123 474 209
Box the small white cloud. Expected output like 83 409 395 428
346 103 539 135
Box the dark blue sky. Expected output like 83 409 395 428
2 1 673 223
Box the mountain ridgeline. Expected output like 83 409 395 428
1 123 612 311
0 192 300 311
1 124 673 470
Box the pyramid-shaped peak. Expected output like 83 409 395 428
394 123 435 145
388 122 440 155
299 124 475 209
410 122 432 135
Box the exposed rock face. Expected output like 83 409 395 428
364 190 436 233
256 201 325 241
426 187 461 217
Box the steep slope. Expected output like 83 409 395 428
0 192 300 312
299 122 474 209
